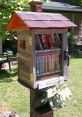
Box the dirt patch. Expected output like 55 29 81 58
0 105 18 117
0 105 10 117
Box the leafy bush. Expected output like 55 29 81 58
68 32 75 55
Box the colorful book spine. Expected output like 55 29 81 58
51 34 56 48
47 54 52 72
56 34 61 47
45 54 48 73
36 56 41 75
41 55 45 74
52 54 55 71
39 34 47 49
36 50 61 76
55 52 60 71
37 34 43 50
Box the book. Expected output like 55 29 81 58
56 34 61 47
36 56 41 75
44 34 52 49
39 34 47 49
55 51 60 71
51 34 56 48
47 54 52 72
45 54 48 73
54 34 61 48
40 55 45 74
35 34 41 50
52 54 55 71
37 34 43 50
35 33 62 78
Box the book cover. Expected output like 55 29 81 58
41 55 45 74
44 34 56 49
36 56 41 75
39 34 47 49
51 34 56 48
52 54 55 71
56 34 61 47
55 52 60 71
43 34 51 49
47 54 52 72
45 54 48 73
54 34 59 47
37 34 43 50
34 34 40 50
54 34 61 48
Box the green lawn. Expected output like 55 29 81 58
54 58 82 117
0 69 30 117
0 58 82 117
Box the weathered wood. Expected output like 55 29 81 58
31 29 68 34
62 32 68 80
17 30 33 55
30 89 53 117
17 30 34 88
17 29 68 89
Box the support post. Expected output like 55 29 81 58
62 32 68 80
30 89 53 117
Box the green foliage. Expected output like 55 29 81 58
60 0 82 5
68 32 75 54
70 0 81 5
68 32 82 56
0 0 30 42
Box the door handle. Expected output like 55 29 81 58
64 51 70 66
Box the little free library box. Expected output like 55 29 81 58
6 11 76 89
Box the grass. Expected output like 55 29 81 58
54 58 82 117
0 69 30 117
0 58 82 117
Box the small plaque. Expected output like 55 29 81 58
37 76 64 89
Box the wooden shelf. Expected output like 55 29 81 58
36 70 62 77
35 48 61 54
37 74 62 81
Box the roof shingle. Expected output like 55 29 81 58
6 11 76 30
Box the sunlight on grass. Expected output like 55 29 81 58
0 68 30 117
54 58 82 117
0 58 82 117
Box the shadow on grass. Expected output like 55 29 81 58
70 54 82 59
0 68 17 83
73 55 82 58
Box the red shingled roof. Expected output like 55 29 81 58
6 11 76 30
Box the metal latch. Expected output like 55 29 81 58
64 51 70 66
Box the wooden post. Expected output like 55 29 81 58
30 89 53 117
62 32 68 80
29 2 53 117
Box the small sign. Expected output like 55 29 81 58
37 76 64 89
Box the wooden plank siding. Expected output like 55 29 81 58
17 30 34 88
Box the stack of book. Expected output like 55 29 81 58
35 33 62 77
34 34 61 50
36 50 61 76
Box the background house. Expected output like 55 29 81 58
42 1 82 45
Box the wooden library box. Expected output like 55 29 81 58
6 11 76 89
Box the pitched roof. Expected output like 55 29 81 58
6 11 76 30
43 1 82 13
